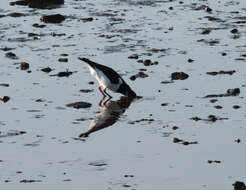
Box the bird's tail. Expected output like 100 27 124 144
78 57 97 68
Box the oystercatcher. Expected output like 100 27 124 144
78 57 136 98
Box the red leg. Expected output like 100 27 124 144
98 86 106 98
103 88 112 98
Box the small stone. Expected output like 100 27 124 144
187 58 194 63
171 72 189 80
143 59 151 66
80 17 93 22
231 28 238 34
204 6 212 12
20 62 29 70
40 14 66 24
227 88 240 95
66 101 92 109
58 58 68 62
233 105 240 109
0 96 10 103
233 181 246 190
5 52 18 59
128 54 139 59
41 67 52 73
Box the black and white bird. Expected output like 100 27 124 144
78 57 136 98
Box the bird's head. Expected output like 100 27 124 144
117 83 136 98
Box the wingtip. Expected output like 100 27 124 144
78 57 88 62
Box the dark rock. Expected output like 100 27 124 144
171 72 189 80
7 12 26 17
214 105 223 109
172 126 179 130
204 6 212 12
66 101 92 109
233 181 246 190
190 116 201 121
5 52 18 59
231 28 238 34
207 160 221 164
58 58 68 62
130 71 149 81
187 58 194 63
233 105 240 109
0 47 15 51
10 0 28 6
80 89 94 93
41 67 52 73
204 88 240 98
10 0 64 9
0 96 10 103
32 23 46 28
0 84 10 87
227 88 240 95
161 103 169 106
235 139 241 143
20 179 42 183
50 70 74 77
173 137 182 143
206 70 236 76
80 17 93 22
143 59 151 66
128 54 139 59
20 62 29 70
40 14 66 24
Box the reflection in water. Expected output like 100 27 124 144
79 96 134 137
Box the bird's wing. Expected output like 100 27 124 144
79 57 121 84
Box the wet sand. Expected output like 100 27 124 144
0 0 246 189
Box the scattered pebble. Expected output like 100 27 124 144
40 14 66 24
20 179 42 183
233 105 240 109
207 160 221 164
231 28 238 34
191 115 228 122
32 23 46 28
201 29 211 35
0 96 10 103
233 181 246 190
50 70 74 77
80 89 94 93
206 70 236 76
20 62 29 70
204 88 240 98
235 138 241 143
187 58 194 63
0 83 10 87
5 52 18 59
130 71 148 81
128 54 139 59
80 17 93 22
173 137 198 145
171 72 189 80
58 58 68 62
41 67 53 73
66 101 92 109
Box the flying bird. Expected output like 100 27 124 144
79 57 136 98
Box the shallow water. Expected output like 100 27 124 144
0 0 246 189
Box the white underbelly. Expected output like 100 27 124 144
88 65 121 92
